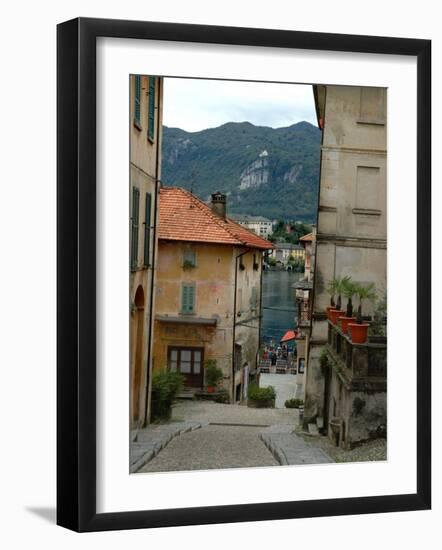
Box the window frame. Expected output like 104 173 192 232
133 74 142 130
181 282 196 314
147 76 155 142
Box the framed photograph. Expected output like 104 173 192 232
57 17 431 532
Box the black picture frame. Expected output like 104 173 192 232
57 17 431 532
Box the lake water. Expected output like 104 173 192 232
261 269 301 345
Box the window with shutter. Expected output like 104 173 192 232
183 247 196 267
130 187 140 271
148 77 155 141
251 287 258 310
143 192 152 267
182 284 196 314
134 75 141 127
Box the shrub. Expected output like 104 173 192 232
204 359 223 387
151 371 184 421
214 390 230 404
248 384 276 401
285 398 304 409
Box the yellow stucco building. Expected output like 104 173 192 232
130 74 163 427
152 188 274 402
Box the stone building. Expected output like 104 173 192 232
130 75 163 427
293 227 316 397
268 242 305 265
229 214 273 239
152 188 274 402
303 85 387 447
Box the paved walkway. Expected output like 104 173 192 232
259 373 297 408
140 424 278 472
170 399 298 425
132 401 333 473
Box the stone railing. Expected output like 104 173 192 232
326 321 387 384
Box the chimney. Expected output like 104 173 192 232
211 191 227 219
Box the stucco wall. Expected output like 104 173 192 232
129 75 163 427
153 241 235 387
305 84 387 431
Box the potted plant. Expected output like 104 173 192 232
338 277 357 334
325 277 338 318
151 371 184 421
329 276 350 324
204 359 223 393
327 277 345 323
348 283 376 344
247 384 276 408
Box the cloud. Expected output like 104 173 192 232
163 77 317 132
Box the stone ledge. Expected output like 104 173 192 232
130 421 202 473
260 431 334 466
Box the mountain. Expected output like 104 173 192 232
161 121 321 222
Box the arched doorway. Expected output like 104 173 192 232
132 285 145 425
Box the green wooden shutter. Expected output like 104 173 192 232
143 192 152 267
131 187 140 271
187 285 195 313
182 284 195 313
134 75 141 126
148 77 155 141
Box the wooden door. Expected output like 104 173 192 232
168 347 204 388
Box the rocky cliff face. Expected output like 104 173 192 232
161 121 321 222
239 151 270 190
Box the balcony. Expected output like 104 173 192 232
326 320 386 391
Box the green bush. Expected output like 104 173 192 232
204 359 224 387
248 384 276 401
285 398 304 409
151 371 184 421
214 390 230 404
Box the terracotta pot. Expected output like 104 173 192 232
338 316 357 334
207 386 216 393
348 323 370 344
329 309 343 325
325 306 334 319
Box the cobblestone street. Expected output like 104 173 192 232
140 424 278 472
132 398 334 473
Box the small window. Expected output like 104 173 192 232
130 187 140 271
181 284 196 314
148 77 155 141
183 247 196 268
250 287 258 310
143 193 152 267
134 75 141 128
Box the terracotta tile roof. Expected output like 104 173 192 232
299 232 314 242
158 187 274 250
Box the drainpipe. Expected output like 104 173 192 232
231 247 251 401
258 251 266 351
144 77 161 426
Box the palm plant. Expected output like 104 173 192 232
326 277 340 307
341 277 356 317
354 283 376 324
335 275 351 310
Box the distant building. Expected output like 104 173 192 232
292 226 316 396
130 75 163 428
299 232 315 278
268 242 305 265
303 85 387 448
152 189 274 403
229 214 273 239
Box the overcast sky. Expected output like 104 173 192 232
163 77 317 132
